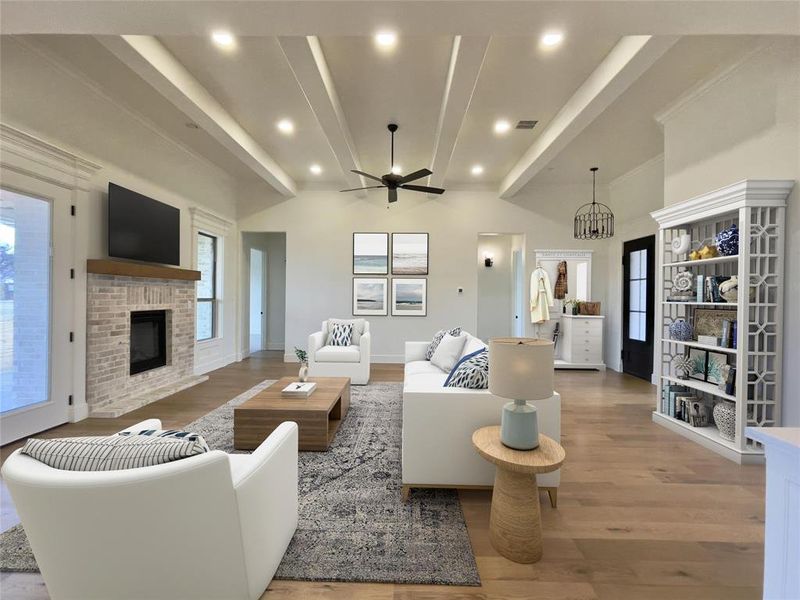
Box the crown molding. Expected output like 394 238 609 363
650 179 794 227
1 123 101 191
654 39 773 126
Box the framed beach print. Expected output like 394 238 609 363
392 278 427 316
353 278 388 316
353 232 389 274
705 351 729 385
688 348 707 382
392 232 429 275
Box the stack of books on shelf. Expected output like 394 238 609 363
661 384 710 427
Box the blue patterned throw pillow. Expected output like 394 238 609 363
426 327 462 360
329 322 353 346
445 348 489 389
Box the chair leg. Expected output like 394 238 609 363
401 485 411 502
547 488 558 508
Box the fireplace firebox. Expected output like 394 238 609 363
130 310 167 375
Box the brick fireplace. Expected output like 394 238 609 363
85 262 207 418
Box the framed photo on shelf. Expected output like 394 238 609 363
352 278 388 316
705 351 729 385
353 232 389 274
687 348 707 382
391 278 427 316
391 233 429 275
693 308 735 338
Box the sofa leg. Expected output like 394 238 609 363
401 485 411 502
545 487 558 508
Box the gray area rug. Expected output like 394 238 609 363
0 381 480 586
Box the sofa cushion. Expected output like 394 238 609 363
315 344 361 363
426 327 462 360
459 334 487 360
116 428 210 454
431 333 467 373
403 372 449 392
329 322 353 346
327 318 365 345
445 348 489 389
405 360 447 376
21 435 207 471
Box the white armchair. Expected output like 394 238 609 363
308 319 371 385
1 418 298 600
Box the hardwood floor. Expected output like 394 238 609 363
0 353 765 599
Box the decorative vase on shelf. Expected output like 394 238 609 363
715 224 739 256
669 318 693 341
298 363 308 382
713 400 736 441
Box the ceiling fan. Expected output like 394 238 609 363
340 123 445 203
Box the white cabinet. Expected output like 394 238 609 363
556 315 605 371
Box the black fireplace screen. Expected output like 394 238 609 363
130 310 167 375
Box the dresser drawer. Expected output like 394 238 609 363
570 333 602 345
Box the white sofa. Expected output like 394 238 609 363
308 319 371 385
1 418 299 600
402 333 561 505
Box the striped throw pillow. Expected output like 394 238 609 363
116 429 210 453
21 434 208 472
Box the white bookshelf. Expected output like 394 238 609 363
651 180 793 464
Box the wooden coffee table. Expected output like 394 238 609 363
472 426 565 564
234 377 350 451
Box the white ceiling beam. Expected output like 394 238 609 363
98 35 297 197
428 35 490 195
278 35 365 196
499 35 678 199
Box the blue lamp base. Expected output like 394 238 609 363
500 399 539 450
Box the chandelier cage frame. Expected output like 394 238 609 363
574 167 614 240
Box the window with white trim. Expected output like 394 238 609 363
196 232 217 341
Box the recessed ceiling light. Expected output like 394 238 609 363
471 165 484 176
494 119 512 135
309 164 322 175
391 164 402 175
277 119 294 135
540 31 564 47
374 30 398 50
211 30 236 49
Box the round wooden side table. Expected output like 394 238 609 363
472 425 565 564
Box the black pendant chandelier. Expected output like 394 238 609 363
574 167 614 240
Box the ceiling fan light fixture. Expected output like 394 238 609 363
391 164 402 175
574 167 614 240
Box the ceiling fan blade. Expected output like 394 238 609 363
401 184 445 195
339 185 386 192
351 169 384 184
388 188 398 203
397 168 432 185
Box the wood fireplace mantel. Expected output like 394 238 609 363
87 259 201 281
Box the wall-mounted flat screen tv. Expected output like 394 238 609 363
108 183 180 265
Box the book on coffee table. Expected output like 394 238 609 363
281 382 317 397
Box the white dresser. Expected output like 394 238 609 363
556 315 605 371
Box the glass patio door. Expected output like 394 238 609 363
0 186 71 444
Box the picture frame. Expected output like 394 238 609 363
353 232 389 275
693 308 736 338
687 348 707 382
352 278 388 316
391 232 429 275
705 350 729 385
391 278 427 316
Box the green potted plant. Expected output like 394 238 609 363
564 298 582 315
294 346 308 382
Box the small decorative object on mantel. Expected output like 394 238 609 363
672 354 693 380
668 318 693 341
574 167 614 240
671 233 691 257
715 223 739 256
294 347 308 382
713 400 736 441
489 338 554 450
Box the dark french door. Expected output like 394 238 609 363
622 235 655 381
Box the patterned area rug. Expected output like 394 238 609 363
0 381 480 586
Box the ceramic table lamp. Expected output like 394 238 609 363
489 338 554 450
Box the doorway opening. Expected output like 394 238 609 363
622 235 655 381
243 232 286 356
477 233 525 342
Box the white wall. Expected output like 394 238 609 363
238 186 610 362
242 232 286 353
605 155 665 373
477 234 514 341
659 38 800 425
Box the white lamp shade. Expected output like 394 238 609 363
488 338 554 401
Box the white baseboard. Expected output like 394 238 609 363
68 401 89 422
283 353 404 364
265 342 284 351
194 352 237 375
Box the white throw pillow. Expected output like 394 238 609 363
459 334 487 360
430 333 467 372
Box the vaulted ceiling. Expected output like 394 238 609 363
1 1 796 197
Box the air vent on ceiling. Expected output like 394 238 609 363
515 120 538 130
